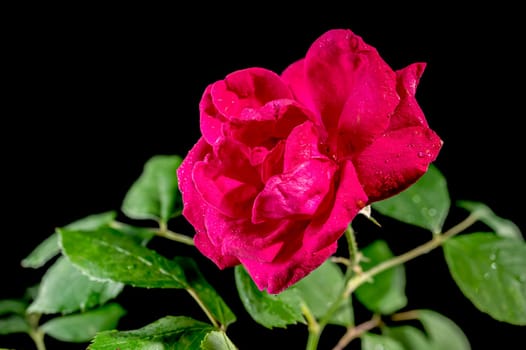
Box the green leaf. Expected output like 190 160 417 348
59 227 187 289
108 221 156 245
89 316 214 350
21 233 60 269
355 240 407 314
21 211 117 269
373 164 450 233
27 256 124 315
293 260 352 326
383 309 470 350
361 332 404 350
0 299 27 316
65 211 118 231
0 315 30 335
40 303 126 343
234 265 304 329
383 325 431 350
175 257 236 328
444 233 526 325
200 330 238 350
457 200 523 240
24 285 40 301
417 309 471 350
121 155 183 224
59 227 235 328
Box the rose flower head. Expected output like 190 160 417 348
177 29 442 294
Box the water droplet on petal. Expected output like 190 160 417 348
417 150 432 158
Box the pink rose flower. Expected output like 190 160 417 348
177 29 442 294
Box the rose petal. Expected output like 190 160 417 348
242 161 368 294
204 210 301 263
302 159 368 251
354 126 443 202
239 241 337 294
213 137 262 184
259 140 285 183
177 138 212 234
281 59 322 121
178 139 241 268
388 63 429 130
210 67 292 120
336 62 399 155
303 29 396 134
192 139 262 218
252 159 337 223
194 213 240 269
199 84 225 145
283 121 327 171
193 163 259 218
397 62 426 97
224 99 309 148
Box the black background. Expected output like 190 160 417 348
2 3 524 349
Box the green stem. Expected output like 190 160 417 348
302 304 320 350
391 309 420 322
29 329 46 350
306 331 320 350
157 223 212 328
302 303 319 334
305 283 352 349
307 213 478 349
110 221 195 246
330 256 351 266
332 314 382 350
154 223 216 329
333 308 427 350
155 229 195 246
345 225 359 268
27 313 46 350
343 213 478 298
306 225 359 349
187 288 221 329
332 309 423 349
